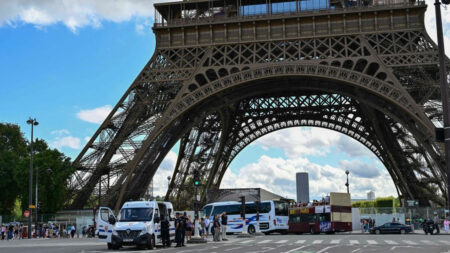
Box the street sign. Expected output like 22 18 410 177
24 210 30 218
29 205 35 209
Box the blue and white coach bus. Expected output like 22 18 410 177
201 200 289 234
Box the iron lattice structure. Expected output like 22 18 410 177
68 0 449 210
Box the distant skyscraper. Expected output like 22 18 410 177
367 190 375 201
296 172 309 203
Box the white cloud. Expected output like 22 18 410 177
254 128 341 158
221 155 396 201
76 105 112 124
424 0 450 49
0 0 173 33
254 128 376 159
49 129 81 149
150 150 178 197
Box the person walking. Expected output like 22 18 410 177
221 212 228 241
443 217 449 234
70 224 76 238
205 215 210 239
160 214 170 248
213 215 221 242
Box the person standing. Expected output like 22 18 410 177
200 218 206 239
213 215 221 242
175 213 182 247
1 224 5 239
205 215 210 239
160 214 170 248
181 212 187 246
71 224 76 238
444 217 449 234
221 212 228 241
186 216 193 241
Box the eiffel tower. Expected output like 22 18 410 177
68 0 449 210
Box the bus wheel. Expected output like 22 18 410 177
248 225 256 234
310 227 315 234
148 234 155 249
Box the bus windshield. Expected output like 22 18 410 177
202 205 213 217
118 208 153 222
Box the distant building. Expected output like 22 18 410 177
367 191 375 201
206 188 284 203
296 172 309 203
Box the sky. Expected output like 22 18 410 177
1 0 449 202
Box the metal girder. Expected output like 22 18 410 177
68 1 449 210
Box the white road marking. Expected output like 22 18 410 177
317 246 337 253
240 240 255 244
312 240 323 244
257 240 272 244
384 240 398 245
330 239 340 244
224 247 243 251
367 240 377 244
420 240 435 245
295 240 305 244
403 240 418 245
282 245 307 253
439 240 450 245
275 240 289 244
349 240 359 244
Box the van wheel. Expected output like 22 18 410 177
375 229 380 235
107 243 112 250
248 225 256 234
400 229 406 234
310 227 315 234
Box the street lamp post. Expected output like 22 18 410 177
435 0 450 211
35 166 39 237
345 170 350 194
26 117 38 239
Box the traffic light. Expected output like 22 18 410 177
193 170 200 186
239 196 246 218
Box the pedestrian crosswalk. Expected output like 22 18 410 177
235 238 450 246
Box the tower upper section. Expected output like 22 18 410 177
153 0 426 48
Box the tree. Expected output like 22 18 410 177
0 123 28 214
14 139 75 214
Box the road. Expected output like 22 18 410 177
1 233 449 253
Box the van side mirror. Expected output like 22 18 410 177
154 216 160 223
108 215 116 225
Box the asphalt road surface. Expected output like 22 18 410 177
1 233 449 253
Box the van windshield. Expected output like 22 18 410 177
118 208 153 222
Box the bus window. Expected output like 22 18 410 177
225 204 241 215
202 205 213 217
274 201 289 216
211 205 227 216
318 213 331 222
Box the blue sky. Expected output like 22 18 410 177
1 0 448 201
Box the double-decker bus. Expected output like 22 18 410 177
202 200 289 234
288 192 352 234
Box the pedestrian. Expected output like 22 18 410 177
1 224 5 240
71 224 76 238
444 217 449 234
181 212 187 246
205 215 210 239
186 216 193 241
161 214 170 247
221 212 228 241
213 215 221 242
175 213 182 247
200 218 206 239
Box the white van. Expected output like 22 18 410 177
97 200 175 250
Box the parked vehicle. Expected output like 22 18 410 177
422 219 439 235
288 192 352 234
201 200 289 234
97 200 175 250
370 222 412 234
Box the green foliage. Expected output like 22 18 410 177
0 123 75 215
352 200 375 208
0 123 28 214
375 196 394 208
